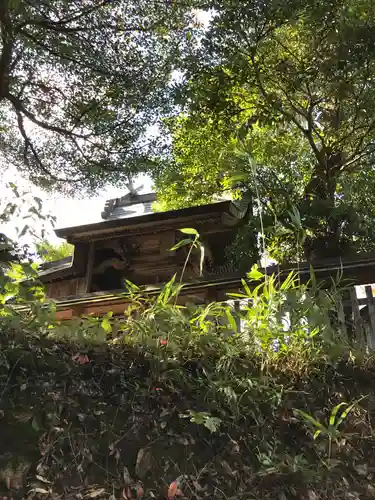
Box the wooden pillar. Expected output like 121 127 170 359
85 242 95 293
350 287 365 348
365 285 375 349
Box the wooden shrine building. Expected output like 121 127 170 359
39 193 255 319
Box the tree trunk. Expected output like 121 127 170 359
0 0 12 99
301 153 345 261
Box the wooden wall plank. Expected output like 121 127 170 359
85 242 95 293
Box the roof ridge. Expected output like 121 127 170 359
101 192 156 220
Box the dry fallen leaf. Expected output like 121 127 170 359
122 487 131 499
84 488 105 498
122 466 133 485
72 353 89 365
28 488 49 495
136 483 144 498
122 484 144 499
168 480 183 499
36 475 52 484
135 448 151 479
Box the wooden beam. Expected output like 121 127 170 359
85 242 95 294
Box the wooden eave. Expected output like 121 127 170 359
55 201 240 243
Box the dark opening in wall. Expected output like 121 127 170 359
91 247 127 292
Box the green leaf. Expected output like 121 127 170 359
309 265 317 289
204 417 222 433
226 307 238 332
334 396 366 429
294 409 326 432
288 205 302 231
157 274 179 304
247 264 264 282
241 279 252 297
280 271 297 291
313 429 322 440
101 317 112 334
32 417 40 432
329 402 348 427
125 280 141 293
170 238 192 251
179 228 199 236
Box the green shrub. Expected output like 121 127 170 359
1 260 372 499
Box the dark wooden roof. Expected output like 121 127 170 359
55 200 250 243
39 257 72 272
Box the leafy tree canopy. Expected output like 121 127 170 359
36 239 73 262
0 0 198 195
155 0 375 261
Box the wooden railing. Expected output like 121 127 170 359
341 285 375 348
218 284 375 350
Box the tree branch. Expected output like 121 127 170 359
341 146 375 172
250 52 324 166
7 92 90 139
0 0 13 98
22 20 170 35
18 0 112 33
19 28 116 77
13 106 86 184
27 0 111 28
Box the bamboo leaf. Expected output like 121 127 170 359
101 317 112 334
329 402 348 427
294 409 326 432
241 279 252 297
313 429 322 440
247 264 264 282
335 396 366 429
280 271 297 291
170 238 192 251
199 243 205 276
226 308 238 332
179 228 199 235
227 292 249 299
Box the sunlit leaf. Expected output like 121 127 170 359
329 402 348 427
247 264 264 282
101 317 112 334
313 429 322 440
334 396 366 429
204 416 222 433
199 243 205 275
179 228 199 236
226 308 238 332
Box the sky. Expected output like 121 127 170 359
1 166 153 245
45 174 153 232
